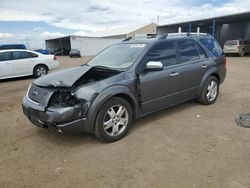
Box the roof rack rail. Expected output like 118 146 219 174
122 35 158 42
158 33 168 40
158 32 211 40
122 37 132 42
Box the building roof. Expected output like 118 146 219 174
158 11 250 28
88 23 156 37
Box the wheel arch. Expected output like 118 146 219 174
83 85 139 133
210 72 220 83
199 68 220 95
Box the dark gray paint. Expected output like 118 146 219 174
22 35 227 133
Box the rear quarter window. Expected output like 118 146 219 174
200 38 223 57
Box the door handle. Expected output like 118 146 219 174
170 72 179 77
201 64 207 68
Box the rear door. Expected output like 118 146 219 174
174 39 211 100
139 40 180 114
12 51 38 75
0 52 14 78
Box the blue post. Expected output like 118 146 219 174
212 19 216 37
189 23 192 33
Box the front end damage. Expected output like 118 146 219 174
22 66 121 132
22 84 90 132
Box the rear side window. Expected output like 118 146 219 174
200 38 223 56
12 51 38 60
177 39 200 62
196 43 207 59
0 52 12 61
147 41 177 67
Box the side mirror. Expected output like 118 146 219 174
145 61 163 71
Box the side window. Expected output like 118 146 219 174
177 39 200 62
28 52 38 58
12 51 37 60
147 41 177 67
199 38 223 57
196 42 207 59
12 51 25 60
0 52 12 61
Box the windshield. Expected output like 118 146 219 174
87 43 146 70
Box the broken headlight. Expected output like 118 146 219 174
49 91 81 106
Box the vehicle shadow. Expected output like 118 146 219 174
36 129 102 146
131 100 198 131
0 75 34 83
36 100 198 145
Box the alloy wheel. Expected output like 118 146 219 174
103 105 129 136
206 81 218 102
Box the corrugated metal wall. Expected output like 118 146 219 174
157 21 250 46
219 22 249 45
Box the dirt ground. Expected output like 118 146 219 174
0 56 250 188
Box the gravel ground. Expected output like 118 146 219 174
0 56 250 188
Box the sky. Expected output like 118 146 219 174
0 0 249 48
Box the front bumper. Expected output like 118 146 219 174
22 96 87 133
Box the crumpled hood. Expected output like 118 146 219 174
33 65 92 87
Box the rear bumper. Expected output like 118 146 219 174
49 61 60 70
22 96 87 133
223 49 239 54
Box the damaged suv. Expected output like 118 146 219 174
22 33 226 142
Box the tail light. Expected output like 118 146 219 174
53 55 57 61
237 45 240 49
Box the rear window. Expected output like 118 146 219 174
200 38 223 56
225 40 238 45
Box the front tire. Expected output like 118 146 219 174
33 65 48 78
198 76 219 105
94 97 132 142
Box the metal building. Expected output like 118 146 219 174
45 23 157 56
45 36 120 56
157 12 250 46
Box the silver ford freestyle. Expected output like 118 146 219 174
23 33 227 142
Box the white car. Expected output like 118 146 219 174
0 49 59 80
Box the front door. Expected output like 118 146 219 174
0 52 14 78
139 40 180 115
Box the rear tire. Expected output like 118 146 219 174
33 65 48 78
198 76 219 105
94 97 132 142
